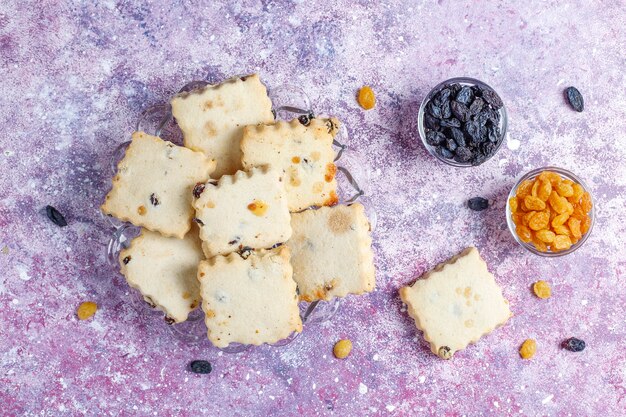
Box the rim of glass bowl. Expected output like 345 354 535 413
417 77 508 167
103 81 375 353
506 166 595 257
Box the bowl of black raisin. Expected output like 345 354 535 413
418 77 507 167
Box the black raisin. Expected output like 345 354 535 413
562 337 586 352
228 237 240 245
428 102 443 119
45 205 67 227
438 346 452 360
123 256 131 265
164 316 175 325
192 218 205 226
454 147 472 163
324 118 335 133
465 121 482 141
455 86 474 105
438 88 451 103
565 86 584 112
271 109 277 119
487 125 500 143
481 88 503 109
467 197 489 211
450 101 469 122
469 97 484 115
448 127 466 147
440 118 461 128
192 183 206 198
448 83 462 96
440 101 452 119
189 360 212 374
298 112 315 126
480 141 496 156
425 130 446 146
424 113 440 131
438 147 454 159
445 138 458 152
150 193 160 206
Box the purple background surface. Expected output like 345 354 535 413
1 1 625 416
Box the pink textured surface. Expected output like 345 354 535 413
1 1 625 416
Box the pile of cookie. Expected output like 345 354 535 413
101 74 376 348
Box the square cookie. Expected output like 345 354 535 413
101 131 216 238
192 167 291 257
241 118 340 211
399 247 512 359
119 227 204 323
171 74 274 178
287 203 375 301
197 247 302 348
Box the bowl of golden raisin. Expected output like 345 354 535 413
506 167 594 256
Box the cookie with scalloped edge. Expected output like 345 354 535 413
287 203 375 301
399 247 512 359
171 74 274 178
197 246 302 348
119 227 204 323
101 131 216 238
192 166 291 257
241 117 340 211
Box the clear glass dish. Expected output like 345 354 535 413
506 166 595 257
104 80 375 353
417 77 508 167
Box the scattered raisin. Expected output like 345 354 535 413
77 301 98 320
46 205 67 227
565 86 584 112
467 197 489 211
193 182 206 198
519 339 536 359
189 360 212 374
532 280 551 299
357 86 376 110
437 346 452 360
333 339 353 359
562 337 585 352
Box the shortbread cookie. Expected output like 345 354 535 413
171 74 274 177
192 167 292 257
101 131 216 238
241 118 340 211
399 247 512 359
119 228 204 323
287 203 375 301
197 247 302 348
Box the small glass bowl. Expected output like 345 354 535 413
418 77 508 167
506 167 595 257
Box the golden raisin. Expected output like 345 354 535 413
553 234 573 251
555 181 574 197
567 217 582 239
532 236 548 252
535 229 555 243
522 211 537 226
580 215 592 234
538 171 562 186
528 211 550 231
77 301 98 320
516 225 533 243
580 192 593 212
537 180 551 201
531 180 540 197
532 280 551 299
553 225 570 236
571 183 585 202
516 180 534 198
519 339 537 359
291 156 301 164
137 205 147 215
524 195 546 211
357 86 376 110
247 200 268 216
549 191 569 214
509 197 518 213
333 339 353 359
551 212 570 227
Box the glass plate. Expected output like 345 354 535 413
104 81 374 353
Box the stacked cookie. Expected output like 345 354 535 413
102 74 376 348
